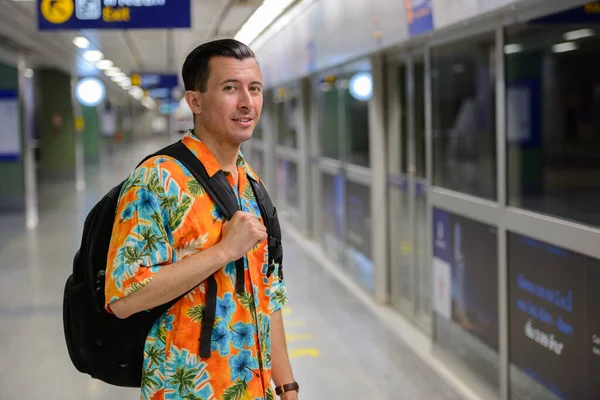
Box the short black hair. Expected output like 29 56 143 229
182 39 256 92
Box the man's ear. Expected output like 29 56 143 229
184 90 202 115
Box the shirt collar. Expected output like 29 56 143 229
181 130 258 181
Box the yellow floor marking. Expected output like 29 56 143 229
282 307 293 316
289 348 321 359
285 333 315 342
283 320 305 327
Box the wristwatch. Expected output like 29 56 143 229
275 381 299 396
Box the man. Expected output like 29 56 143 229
104 39 299 400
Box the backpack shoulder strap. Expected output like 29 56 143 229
248 176 284 282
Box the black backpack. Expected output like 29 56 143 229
63 140 283 388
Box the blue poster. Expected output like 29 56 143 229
37 0 191 31
406 0 434 38
0 90 20 161
132 73 179 90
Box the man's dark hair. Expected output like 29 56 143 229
182 39 256 93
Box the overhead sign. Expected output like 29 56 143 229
37 0 191 31
406 0 434 37
131 73 178 90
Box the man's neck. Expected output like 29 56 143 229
193 128 239 175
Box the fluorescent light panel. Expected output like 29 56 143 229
564 28 594 41
96 59 114 70
504 43 524 54
83 50 103 62
552 42 578 53
73 36 89 49
234 0 296 45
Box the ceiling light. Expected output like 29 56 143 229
105 67 121 77
75 78 105 107
142 97 156 110
96 60 114 70
552 42 578 53
73 36 90 49
504 43 524 54
564 28 594 41
129 87 143 99
234 0 296 45
111 75 127 83
83 50 104 62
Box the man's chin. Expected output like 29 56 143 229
226 130 253 145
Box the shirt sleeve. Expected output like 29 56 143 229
104 162 175 313
269 262 288 313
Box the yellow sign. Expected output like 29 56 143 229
75 116 85 132
41 0 74 24
131 74 141 87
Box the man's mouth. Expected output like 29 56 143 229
233 118 252 123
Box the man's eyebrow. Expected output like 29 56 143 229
219 79 263 86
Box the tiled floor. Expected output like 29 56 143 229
0 136 461 400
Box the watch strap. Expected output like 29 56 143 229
275 381 299 396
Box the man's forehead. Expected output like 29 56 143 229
208 57 261 81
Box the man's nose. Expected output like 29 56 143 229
237 89 252 109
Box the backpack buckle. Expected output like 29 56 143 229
266 262 275 278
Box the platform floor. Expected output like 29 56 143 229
0 137 462 400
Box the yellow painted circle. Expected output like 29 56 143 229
41 0 74 24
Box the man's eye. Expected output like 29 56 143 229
224 86 236 91
251 86 262 92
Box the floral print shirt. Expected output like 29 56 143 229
105 131 288 400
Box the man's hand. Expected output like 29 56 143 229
218 211 267 263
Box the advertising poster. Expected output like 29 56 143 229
433 208 499 351
509 233 600 399
345 181 373 291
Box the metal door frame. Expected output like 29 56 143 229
386 47 431 333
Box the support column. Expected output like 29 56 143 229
369 53 388 304
36 68 76 180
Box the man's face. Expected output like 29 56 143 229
195 56 263 145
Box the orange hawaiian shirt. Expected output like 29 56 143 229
105 131 288 400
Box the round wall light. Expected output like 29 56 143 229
75 77 105 107
349 72 373 101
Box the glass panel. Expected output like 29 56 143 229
415 183 430 326
320 172 344 264
345 180 373 292
318 78 341 160
399 64 409 174
432 34 497 200
250 148 263 179
342 69 371 167
253 120 264 140
275 86 299 148
414 59 426 178
389 183 413 312
506 18 600 227
508 232 600 400
275 157 300 220
433 208 500 394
